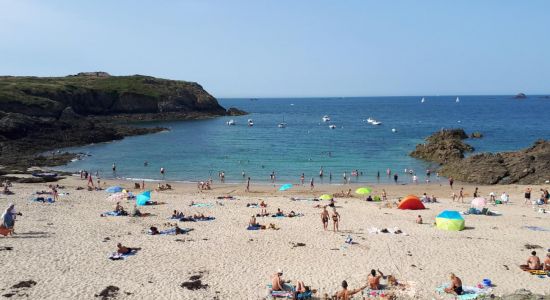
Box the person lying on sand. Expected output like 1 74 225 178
131 205 142 217
116 243 135 255
149 226 160 235
192 214 211 220
287 211 297 217
521 251 542 270
367 269 385 290
334 280 368 300
416 215 423 224
444 273 463 295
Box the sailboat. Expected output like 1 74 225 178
421 97 425 103
455 97 460 103
278 116 287 128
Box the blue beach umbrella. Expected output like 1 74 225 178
279 184 293 191
136 190 151 206
105 186 123 193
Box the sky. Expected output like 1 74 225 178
1 0 549 97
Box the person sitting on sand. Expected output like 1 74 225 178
328 199 335 207
321 206 329 230
260 200 268 216
249 215 259 227
334 280 368 300
521 251 542 270
346 189 352 197
131 205 142 217
271 270 289 291
544 253 550 271
287 211 297 217
275 208 284 217
171 210 184 219
416 215 423 224
367 269 384 290
444 273 463 295
174 224 186 234
366 195 373 202
114 202 126 215
431 194 437 202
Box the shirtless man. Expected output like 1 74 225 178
321 207 329 230
544 253 550 271
523 251 542 270
334 280 368 300
249 215 258 227
444 273 463 295
331 208 340 232
416 215 423 224
367 269 384 290
271 270 288 291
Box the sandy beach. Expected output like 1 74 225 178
2 176 550 299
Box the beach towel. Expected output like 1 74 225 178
191 203 213 208
180 217 215 222
101 211 127 217
216 196 236 200
266 284 297 299
522 226 550 232
247 204 259 208
435 285 492 300
247 225 261 230
32 197 55 203
290 197 319 202
148 228 193 235
108 249 138 260
363 289 388 298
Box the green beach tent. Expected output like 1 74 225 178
436 210 465 231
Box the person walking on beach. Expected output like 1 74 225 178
321 206 329 230
246 177 251 192
449 177 454 189
382 189 387 201
457 187 464 203
524 187 532 205
310 178 314 191
87 173 94 188
331 208 340 232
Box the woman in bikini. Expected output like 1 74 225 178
331 208 340 232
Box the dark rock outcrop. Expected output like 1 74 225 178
470 131 483 138
441 140 550 184
226 107 248 116
410 129 473 164
514 93 527 99
0 73 246 172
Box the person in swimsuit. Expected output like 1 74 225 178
544 253 550 271
335 280 368 300
321 206 329 230
271 270 289 291
116 243 134 255
416 215 423 224
457 188 464 203
444 273 463 295
524 187 532 205
367 269 384 290
521 251 542 270
331 208 340 232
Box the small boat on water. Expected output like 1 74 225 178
329 124 336 129
247 119 254 126
371 121 382 125
226 119 236 126
322 115 331 122
421 97 425 103
278 116 287 128
455 97 460 103
392 128 397 133
367 117 374 124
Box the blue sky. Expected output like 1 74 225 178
1 0 549 97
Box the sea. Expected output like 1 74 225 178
54 96 550 184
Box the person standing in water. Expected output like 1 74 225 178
393 173 398 184
300 173 305 185
319 167 324 178
310 178 314 191
246 177 251 192
112 163 116 175
160 167 165 179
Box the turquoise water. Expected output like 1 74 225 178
55 96 550 184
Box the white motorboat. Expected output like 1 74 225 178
322 115 331 122
421 97 425 103
278 122 287 128
247 119 254 126
226 119 236 126
371 121 382 125
329 124 336 129
456 97 460 103
391 128 397 133
367 117 374 123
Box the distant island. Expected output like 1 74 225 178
0 72 246 177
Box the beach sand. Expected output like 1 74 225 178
2 176 550 299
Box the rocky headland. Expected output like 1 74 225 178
0 72 246 178
411 129 550 184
